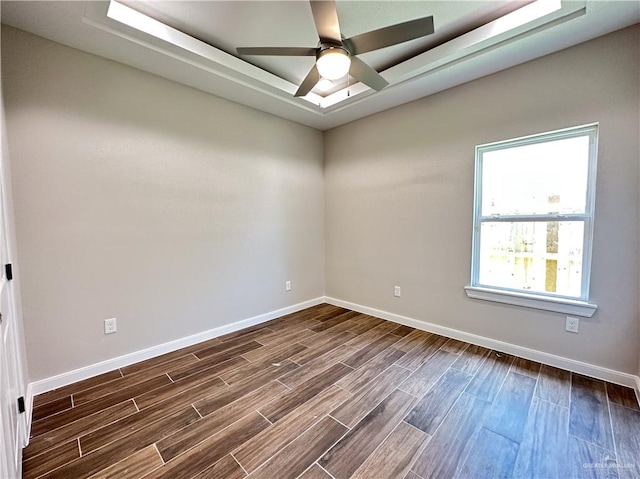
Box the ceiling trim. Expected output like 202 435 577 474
3 1 636 130
322 0 586 112
84 0 586 114
83 1 326 116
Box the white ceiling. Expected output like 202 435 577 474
1 1 638 130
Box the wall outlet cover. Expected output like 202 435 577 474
565 316 579 333
104 318 117 334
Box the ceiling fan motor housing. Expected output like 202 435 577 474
318 42 350 56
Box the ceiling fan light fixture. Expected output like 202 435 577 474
316 47 350 80
316 77 334 91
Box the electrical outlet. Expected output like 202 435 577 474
104 318 117 334
565 316 579 333
285 281 291 291
394 286 401 297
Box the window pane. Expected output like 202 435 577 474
481 136 590 216
478 221 584 297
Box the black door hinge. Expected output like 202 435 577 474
17 396 25 414
5 263 12 281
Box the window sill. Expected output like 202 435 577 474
464 286 598 317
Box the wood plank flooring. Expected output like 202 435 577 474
25 304 640 479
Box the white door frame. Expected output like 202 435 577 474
0 80 28 478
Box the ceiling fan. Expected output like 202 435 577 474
237 0 435 97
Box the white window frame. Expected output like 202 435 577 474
464 124 599 317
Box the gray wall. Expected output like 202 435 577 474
2 26 325 381
325 26 640 375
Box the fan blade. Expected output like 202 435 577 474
237 47 317 56
310 0 342 43
349 56 388 91
344 16 434 55
295 64 320 97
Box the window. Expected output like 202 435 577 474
465 124 598 317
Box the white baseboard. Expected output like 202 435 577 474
28 297 324 399
325 296 640 394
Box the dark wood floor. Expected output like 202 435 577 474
24 304 640 479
